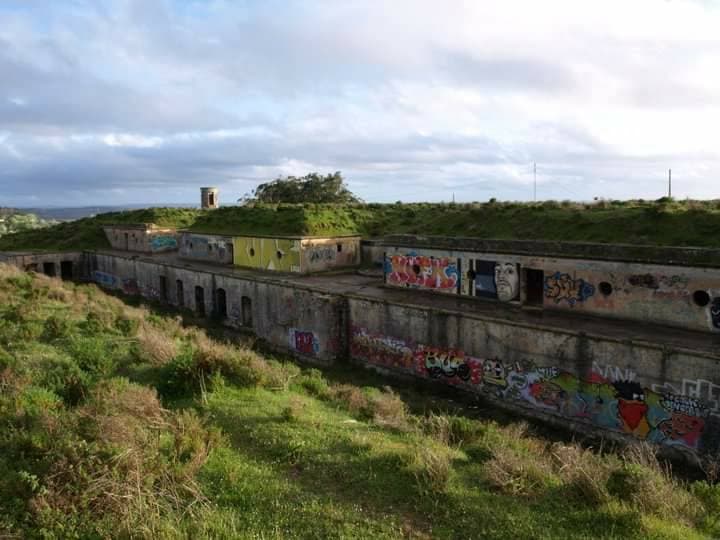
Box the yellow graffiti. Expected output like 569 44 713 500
233 237 301 272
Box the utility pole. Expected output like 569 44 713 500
668 169 672 198
533 162 537 202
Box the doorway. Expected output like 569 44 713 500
60 261 73 280
241 296 252 327
43 262 56 277
216 288 227 318
524 268 545 306
195 286 205 315
159 275 168 303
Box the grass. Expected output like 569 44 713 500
0 262 719 538
3 198 720 252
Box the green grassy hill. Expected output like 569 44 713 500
0 263 718 538
2 199 720 251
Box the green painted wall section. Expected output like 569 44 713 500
233 237 301 272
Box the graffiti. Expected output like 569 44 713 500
591 361 636 382
385 254 459 290
413 347 483 385
544 272 595 306
234 237 301 272
627 273 689 290
121 278 140 295
495 262 519 302
150 235 177 251
92 270 117 288
350 329 715 453
711 298 720 329
308 246 336 264
653 378 720 417
289 329 320 355
351 327 415 369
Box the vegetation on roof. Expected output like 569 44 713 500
2 198 720 252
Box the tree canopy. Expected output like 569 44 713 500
241 172 362 204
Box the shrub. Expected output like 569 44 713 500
551 443 612 505
42 315 74 342
136 326 178 366
484 443 559 497
329 384 370 416
367 387 408 430
411 444 452 495
299 368 331 399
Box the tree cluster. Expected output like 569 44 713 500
241 172 362 204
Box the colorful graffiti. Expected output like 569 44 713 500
351 327 415 369
544 272 595 306
150 235 177 251
385 254 459 290
350 326 713 453
92 270 117 288
471 261 519 302
121 278 140 296
289 328 320 355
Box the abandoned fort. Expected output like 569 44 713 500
3 190 720 463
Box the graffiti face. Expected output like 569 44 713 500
494 263 519 302
483 359 506 387
613 380 650 438
544 272 595 306
711 298 720 329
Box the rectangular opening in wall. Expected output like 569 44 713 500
216 288 227 318
159 275 168 302
43 262 56 277
60 261 73 280
525 268 544 306
195 286 205 316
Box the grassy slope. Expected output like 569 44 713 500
0 264 718 539
2 199 720 251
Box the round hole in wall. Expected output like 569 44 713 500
693 290 711 307
412 264 421 275
277 250 283 259
249 248 255 257
599 282 613 296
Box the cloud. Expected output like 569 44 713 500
0 0 719 206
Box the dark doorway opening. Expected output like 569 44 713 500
241 296 252 327
124 232 129 251
216 288 227 318
159 275 168 302
176 279 184 307
60 261 73 280
195 286 205 315
43 262 56 277
525 268 545 306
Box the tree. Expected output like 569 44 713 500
240 172 362 204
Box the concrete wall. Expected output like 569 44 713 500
232 235 361 273
88 252 344 364
381 245 720 333
348 296 720 459
179 232 234 265
0 251 85 280
301 237 361 273
233 237 302 272
103 226 178 253
32 249 720 459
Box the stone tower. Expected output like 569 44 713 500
200 187 219 209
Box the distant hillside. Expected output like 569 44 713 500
19 204 196 221
2 199 720 251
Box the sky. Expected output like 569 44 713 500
1 0 720 207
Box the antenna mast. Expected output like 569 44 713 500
668 169 672 198
533 162 537 202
